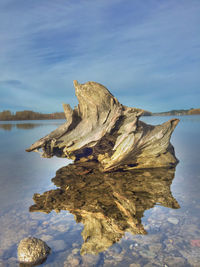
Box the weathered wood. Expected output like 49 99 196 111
26 80 179 170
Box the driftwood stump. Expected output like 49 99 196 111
26 80 179 171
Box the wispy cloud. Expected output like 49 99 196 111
0 0 199 112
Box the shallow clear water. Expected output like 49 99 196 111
0 116 200 267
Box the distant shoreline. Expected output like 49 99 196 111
0 110 65 121
142 108 200 117
0 108 200 121
0 118 65 121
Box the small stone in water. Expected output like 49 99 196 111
39 234 53 242
48 239 66 252
18 237 51 264
190 239 200 247
167 217 179 225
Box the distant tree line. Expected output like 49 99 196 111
0 110 65 121
147 108 200 116
188 108 200 115
1 108 200 121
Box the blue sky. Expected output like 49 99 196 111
0 0 199 113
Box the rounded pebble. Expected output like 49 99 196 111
18 237 51 264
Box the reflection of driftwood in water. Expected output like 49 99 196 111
26 81 179 171
30 162 179 255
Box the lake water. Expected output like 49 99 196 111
0 116 200 267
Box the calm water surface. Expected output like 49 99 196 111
0 116 200 267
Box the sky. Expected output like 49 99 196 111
0 0 200 113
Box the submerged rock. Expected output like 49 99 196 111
18 237 51 265
26 80 179 171
167 217 179 225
